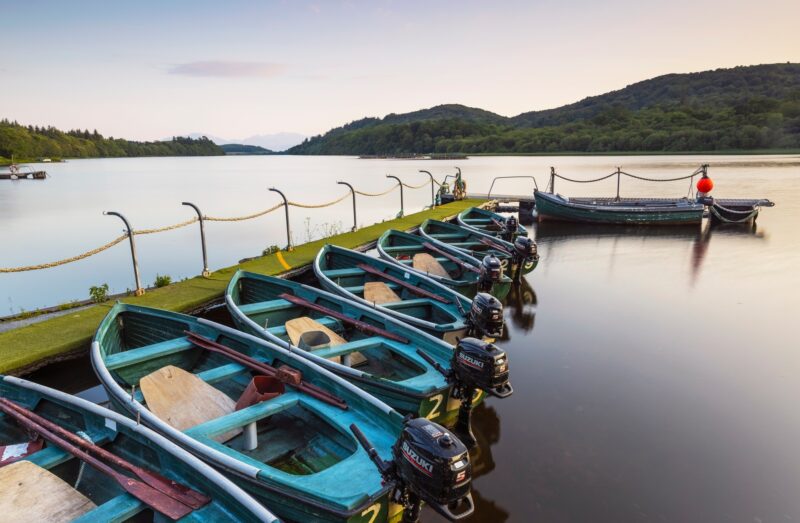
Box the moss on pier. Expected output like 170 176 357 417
0 199 484 374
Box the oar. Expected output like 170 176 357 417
185 331 348 410
479 236 512 255
0 400 194 520
0 397 209 509
421 242 480 274
356 263 451 304
278 293 409 344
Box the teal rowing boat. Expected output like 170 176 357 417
419 219 539 277
92 303 476 523
376 229 512 299
225 270 483 422
534 190 705 225
0 375 276 522
314 244 472 343
456 207 528 240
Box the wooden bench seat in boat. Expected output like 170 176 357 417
265 316 340 338
412 253 449 277
0 461 96 521
364 282 401 304
285 317 367 366
343 282 401 295
140 365 241 442
104 337 193 371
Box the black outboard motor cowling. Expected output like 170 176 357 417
468 292 504 338
395 418 472 510
511 236 539 279
502 215 519 241
454 338 511 394
350 419 475 522
478 255 503 292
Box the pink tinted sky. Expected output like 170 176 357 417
1 0 798 140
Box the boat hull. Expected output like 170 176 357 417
535 190 704 225
456 207 528 239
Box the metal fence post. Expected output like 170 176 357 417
269 187 292 251
337 181 357 231
104 211 144 296
182 202 209 277
385 175 404 217
419 170 436 207
615 166 622 201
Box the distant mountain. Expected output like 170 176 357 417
186 132 306 152
220 143 273 155
289 63 800 155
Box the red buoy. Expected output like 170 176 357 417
697 177 714 193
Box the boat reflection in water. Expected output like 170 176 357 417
501 278 538 335
424 403 509 522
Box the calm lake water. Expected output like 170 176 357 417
7 154 800 522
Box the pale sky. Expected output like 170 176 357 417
1 0 798 140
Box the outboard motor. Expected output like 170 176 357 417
501 215 518 241
350 419 474 522
478 255 503 292
467 292 504 338
512 236 539 279
417 337 512 448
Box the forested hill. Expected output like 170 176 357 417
289 63 800 155
0 120 223 161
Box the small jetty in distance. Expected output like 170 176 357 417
0 163 47 180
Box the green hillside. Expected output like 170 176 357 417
289 63 800 155
220 143 274 155
0 120 223 163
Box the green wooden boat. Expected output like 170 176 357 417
456 207 528 240
376 229 512 299
419 219 539 276
225 270 485 422
0 375 276 522
534 190 705 225
314 244 472 343
93 303 410 523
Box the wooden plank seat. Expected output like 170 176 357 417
285 317 366 366
266 316 340 337
364 282 402 304
412 253 450 278
429 233 464 240
104 337 193 371
140 365 241 442
0 461 97 522
344 282 401 295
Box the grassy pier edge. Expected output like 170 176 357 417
0 199 485 375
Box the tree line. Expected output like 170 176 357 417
0 120 223 160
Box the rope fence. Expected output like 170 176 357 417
0 176 430 275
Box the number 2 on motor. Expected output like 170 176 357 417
426 394 443 419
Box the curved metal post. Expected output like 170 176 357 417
182 202 209 277
386 175 404 217
337 181 357 231
419 170 436 207
104 211 143 296
269 187 292 251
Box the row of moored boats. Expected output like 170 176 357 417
0 206 537 522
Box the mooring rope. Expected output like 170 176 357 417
0 235 128 273
709 204 759 223
402 180 430 189
618 170 701 182
553 171 618 183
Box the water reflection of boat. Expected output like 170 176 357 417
534 221 700 244
502 278 538 334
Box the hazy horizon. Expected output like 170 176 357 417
2 0 798 141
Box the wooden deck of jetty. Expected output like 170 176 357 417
0 199 485 375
